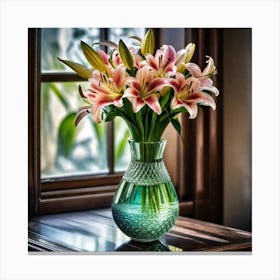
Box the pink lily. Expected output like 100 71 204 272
186 56 217 80
185 56 219 96
168 73 216 119
124 68 167 114
143 45 177 77
86 65 127 122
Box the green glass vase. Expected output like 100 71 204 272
112 139 179 242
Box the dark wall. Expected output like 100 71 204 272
223 28 252 231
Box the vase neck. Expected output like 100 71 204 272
128 139 167 162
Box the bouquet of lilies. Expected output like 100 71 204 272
59 29 219 143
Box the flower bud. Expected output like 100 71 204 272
184 43 195 63
81 41 106 72
118 39 134 70
141 29 155 56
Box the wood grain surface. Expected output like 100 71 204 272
28 208 251 252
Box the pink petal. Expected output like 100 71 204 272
161 45 176 68
125 76 137 86
171 97 183 110
168 79 181 93
200 78 219 96
184 101 198 119
171 97 198 119
189 92 216 110
131 81 141 92
144 95 162 114
90 82 110 95
187 77 201 93
113 96 123 107
132 97 145 113
164 64 177 74
185 62 202 78
136 68 153 85
146 53 160 70
86 91 96 101
112 50 121 67
133 53 143 69
112 65 126 91
168 73 187 93
123 87 140 98
147 78 167 93
98 50 109 65
91 104 105 123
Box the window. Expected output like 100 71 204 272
29 28 225 224
28 28 146 215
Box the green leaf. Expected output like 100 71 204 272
159 90 172 110
169 107 187 119
121 98 135 122
50 83 70 111
90 121 106 147
115 125 130 164
57 112 78 157
118 39 134 70
170 118 181 136
57 57 92 79
141 29 155 56
80 41 106 72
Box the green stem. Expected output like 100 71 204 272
136 110 145 141
148 112 158 142
141 186 146 213
149 187 159 213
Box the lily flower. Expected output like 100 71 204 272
124 68 167 114
143 45 177 77
186 56 217 80
185 56 219 96
168 73 216 119
86 65 127 122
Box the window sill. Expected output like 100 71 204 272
28 208 251 252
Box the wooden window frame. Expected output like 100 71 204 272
28 28 127 215
29 28 224 223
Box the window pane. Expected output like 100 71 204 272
41 28 100 72
41 82 108 178
114 118 130 172
109 28 145 172
109 28 146 46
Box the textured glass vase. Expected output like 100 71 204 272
112 139 179 242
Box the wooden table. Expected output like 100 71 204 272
28 208 251 252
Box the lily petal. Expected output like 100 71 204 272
200 78 219 96
184 101 198 119
188 92 216 110
185 62 202 77
147 78 167 93
132 97 145 113
91 101 110 123
171 97 198 119
123 87 140 98
112 65 126 91
202 56 217 76
161 45 176 69
144 95 162 114
98 50 110 65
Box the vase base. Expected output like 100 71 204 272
112 202 178 242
